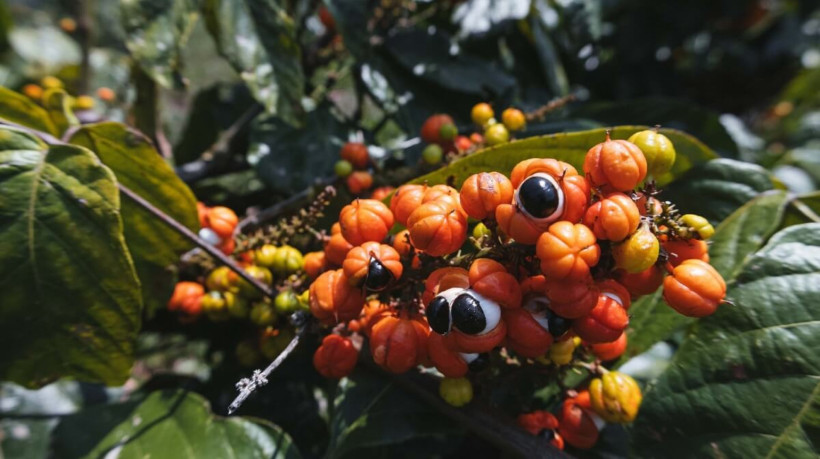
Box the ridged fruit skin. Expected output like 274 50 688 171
589 371 642 423
663 259 726 317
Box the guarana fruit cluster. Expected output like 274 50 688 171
306 128 726 451
418 103 527 166
168 203 312 366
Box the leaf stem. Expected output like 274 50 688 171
117 183 274 298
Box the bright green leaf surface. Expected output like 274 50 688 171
0 126 141 388
0 86 59 136
52 390 302 459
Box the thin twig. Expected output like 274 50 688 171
74 0 94 95
228 325 305 414
790 198 820 223
117 184 274 298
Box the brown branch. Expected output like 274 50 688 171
117 183 274 299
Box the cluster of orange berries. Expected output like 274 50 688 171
334 142 379 194
417 103 527 167
305 128 727 442
21 76 116 111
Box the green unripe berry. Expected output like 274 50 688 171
272 245 304 276
274 290 300 315
628 129 676 177
250 300 277 327
422 144 443 165
335 160 353 178
439 122 458 141
484 123 509 146
253 244 279 268
237 265 273 299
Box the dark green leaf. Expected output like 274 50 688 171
632 223 820 458
782 192 820 229
68 123 199 316
530 15 569 97
572 98 739 157
0 126 141 388
0 86 59 136
250 105 345 194
662 158 776 224
122 0 199 88
623 191 789 361
325 0 370 60
411 126 716 188
382 28 516 97
52 390 302 458
329 370 465 458
202 0 304 125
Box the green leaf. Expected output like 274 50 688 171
122 0 199 89
8 26 81 76
623 191 789 361
202 0 304 125
52 390 302 458
572 98 739 157
0 86 59 136
68 123 199 316
632 223 820 458
329 370 465 458
383 28 516 97
782 192 820 229
530 15 569 97
0 126 141 388
325 0 370 60
662 158 776 224
411 126 717 188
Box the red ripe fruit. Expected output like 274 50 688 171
663 259 726 317
427 333 469 378
664 238 709 267
359 300 393 337
468 258 522 309
309 269 365 324
589 332 627 361
313 335 358 379
573 280 630 343
407 198 468 257
583 132 647 191
168 281 205 316
339 199 394 246
371 186 395 201
459 172 514 220
340 142 369 169
544 277 599 319
559 396 600 449
370 315 430 373
421 114 456 144
503 308 553 358
390 184 427 226
450 319 507 354
536 222 600 280
342 242 403 289
583 192 641 242
455 135 472 151
495 204 545 244
346 171 373 194
616 265 665 297
207 206 239 239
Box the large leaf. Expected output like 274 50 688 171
572 98 739 157
68 123 199 316
250 104 346 194
51 390 302 458
325 0 370 60
411 126 717 188
0 86 59 136
122 0 199 89
662 158 776 224
202 0 304 126
329 369 465 458
382 28 516 97
622 191 790 360
0 126 141 388
632 223 820 458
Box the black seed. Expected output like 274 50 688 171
519 175 561 219
451 293 486 335
364 258 393 292
468 353 490 372
427 296 451 334
546 309 571 337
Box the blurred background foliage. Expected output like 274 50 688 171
1 0 819 458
